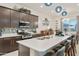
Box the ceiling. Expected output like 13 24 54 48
18 3 79 18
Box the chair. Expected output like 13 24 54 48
65 35 77 56
76 33 79 44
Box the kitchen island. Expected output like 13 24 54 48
17 35 71 56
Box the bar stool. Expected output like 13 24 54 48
64 41 70 56
53 45 65 56
44 45 64 56
71 37 77 56
64 35 77 56
44 51 55 56
76 33 79 44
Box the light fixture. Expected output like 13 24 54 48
61 11 68 16
44 3 52 6
77 4 79 6
55 6 62 13
40 5 43 8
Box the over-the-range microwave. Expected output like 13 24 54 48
19 21 30 27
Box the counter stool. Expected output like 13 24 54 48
52 45 65 56
76 34 79 44
44 50 55 56
44 52 54 56
44 45 64 56
71 38 77 56
64 41 71 56
65 35 77 56
52 45 63 53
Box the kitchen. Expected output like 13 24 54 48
0 3 78 56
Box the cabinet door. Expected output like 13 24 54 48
28 15 33 23
11 10 20 28
3 38 12 53
20 13 28 22
3 36 22 53
0 38 3 54
32 15 38 25
28 14 38 28
32 15 38 22
28 14 38 23
11 36 22 50
0 7 10 28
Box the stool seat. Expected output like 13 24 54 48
52 45 63 52
44 52 54 56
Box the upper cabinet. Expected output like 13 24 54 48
11 10 20 28
28 14 38 23
20 13 29 22
0 6 38 28
0 7 10 28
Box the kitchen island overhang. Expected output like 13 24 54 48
17 35 72 56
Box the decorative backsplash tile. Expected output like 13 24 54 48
1 28 17 34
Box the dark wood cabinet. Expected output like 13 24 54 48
0 36 22 54
0 7 10 28
20 13 28 22
11 10 20 28
28 14 38 23
28 14 33 23
28 14 38 28
10 36 22 49
3 37 12 53
0 6 38 28
0 38 3 54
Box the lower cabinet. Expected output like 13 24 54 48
0 38 3 55
0 36 22 54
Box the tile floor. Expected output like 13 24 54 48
2 44 79 56
2 51 18 56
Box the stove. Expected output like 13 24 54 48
17 29 33 39
21 34 32 39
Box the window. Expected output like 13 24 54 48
62 18 77 32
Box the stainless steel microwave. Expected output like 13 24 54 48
19 21 30 27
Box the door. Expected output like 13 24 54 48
0 7 10 28
11 10 20 28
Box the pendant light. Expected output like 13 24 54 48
62 11 67 16
55 6 62 13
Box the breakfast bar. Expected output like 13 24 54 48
17 35 71 56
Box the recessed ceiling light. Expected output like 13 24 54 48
77 4 79 6
40 5 43 8
51 10 53 13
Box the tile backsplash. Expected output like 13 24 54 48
1 28 17 34
0 27 37 34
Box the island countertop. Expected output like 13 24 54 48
17 35 71 52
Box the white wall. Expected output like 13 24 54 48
0 3 59 33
